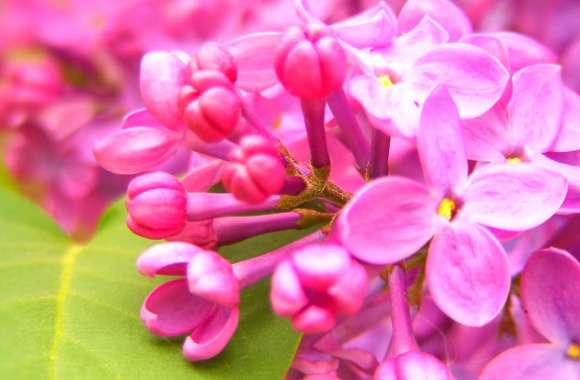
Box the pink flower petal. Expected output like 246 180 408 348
330 3 397 49
140 52 186 130
551 88 580 152
480 344 577 380
460 34 510 71
490 32 558 73
141 279 215 337
375 351 454 380
426 222 510 326
521 248 580 343
181 158 224 192
328 261 368 316
291 244 350 292
462 163 567 231
187 250 240 307
461 104 510 162
226 32 282 93
293 304 336 334
336 177 438 265
533 154 580 184
121 109 163 130
508 64 564 154
407 43 509 119
183 305 239 361
375 16 449 72
348 75 420 138
137 242 205 277
93 126 179 175
270 260 308 317
398 0 472 41
418 86 467 194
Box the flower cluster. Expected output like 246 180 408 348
0 0 366 239
63 0 580 379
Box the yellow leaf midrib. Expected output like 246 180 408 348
48 243 83 380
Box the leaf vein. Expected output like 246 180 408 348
48 243 82 380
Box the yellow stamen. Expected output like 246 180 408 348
567 343 580 360
437 198 456 221
273 115 283 130
506 157 522 164
378 75 394 88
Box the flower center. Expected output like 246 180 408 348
567 343 580 360
437 198 456 221
378 75 394 88
506 156 522 164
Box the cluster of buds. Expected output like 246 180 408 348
94 0 580 379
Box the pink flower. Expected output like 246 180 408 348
462 63 580 212
398 0 472 41
374 351 455 380
182 70 242 142
480 248 580 380
126 172 188 239
222 134 286 204
137 242 240 361
189 42 238 83
275 25 347 99
335 86 567 326
93 51 189 174
349 17 509 137
270 243 368 334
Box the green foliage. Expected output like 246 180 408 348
0 189 302 379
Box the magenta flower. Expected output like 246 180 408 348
335 86 567 325
462 63 580 212
126 171 188 239
270 243 368 334
398 0 472 41
182 69 241 143
480 248 580 380
93 51 188 174
137 242 240 361
275 24 346 100
222 134 286 204
349 17 509 137
374 351 455 380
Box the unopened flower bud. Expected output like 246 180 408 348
183 70 241 142
374 351 454 380
190 42 237 82
270 243 368 334
275 25 346 99
222 135 286 204
126 172 187 239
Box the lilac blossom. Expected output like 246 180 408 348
9 0 580 377
335 86 567 326
480 248 580 380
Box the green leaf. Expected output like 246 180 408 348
0 189 303 379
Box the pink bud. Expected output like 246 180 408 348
140 51 187 130
270 243 368 334
190 42 238 82
374 351 454 380
187 250 240 307
222 135 286 204
167 220 217 250
183 70 241 142
126 172 187 239
275 25 346 99
93 126 179 175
